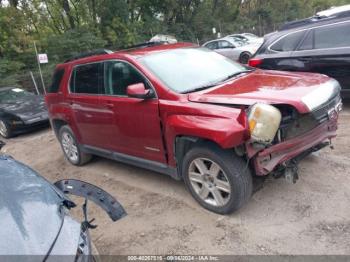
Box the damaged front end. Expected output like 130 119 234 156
244 87 342 183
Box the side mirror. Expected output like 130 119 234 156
127 83 153 99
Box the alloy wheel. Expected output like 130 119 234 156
0 120 8 137
61 132 79 162
188 158 231 207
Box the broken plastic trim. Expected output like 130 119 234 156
54 179 126 222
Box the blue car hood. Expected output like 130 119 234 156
0 155 80 256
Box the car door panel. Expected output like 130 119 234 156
68 95 113 148
306 48 350 93
99 96 166 163
100 60 167 163
260 52 295 70
294 22 350 95
68 62 113 148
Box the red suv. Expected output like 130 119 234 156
46 43 342 214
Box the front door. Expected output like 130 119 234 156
99 60 167 164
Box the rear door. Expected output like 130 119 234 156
68 62 113 148
293 21 350 96
262 30 306 70
99 60 167 163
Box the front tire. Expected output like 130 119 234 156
58 125 92 166
0 119 12 138
182 143 252 214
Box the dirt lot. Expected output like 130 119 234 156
2 102 350 255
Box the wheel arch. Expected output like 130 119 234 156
164 114 248 168
51 119 68 137
51 118 82 143
174 135 238 179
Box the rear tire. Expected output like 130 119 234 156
239 52 251 64
58 125 92 166
182 143 252 214
0 119 12 138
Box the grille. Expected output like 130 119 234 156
278 94 341 141
312 94 341 121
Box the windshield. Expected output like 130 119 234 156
0 88 33 103
139 48 249 93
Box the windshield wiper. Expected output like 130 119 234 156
182 69 254 94
217 69 254 83
182 83 219 94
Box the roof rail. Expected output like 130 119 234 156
279 10 350 31
121 41 165 51
64 49 113 63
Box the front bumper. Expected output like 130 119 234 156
250 116 338 176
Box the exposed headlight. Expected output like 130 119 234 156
248 103 282 144
301 79 341 111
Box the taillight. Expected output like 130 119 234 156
248 58 263 67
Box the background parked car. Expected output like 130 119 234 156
0 87 49 138
0 150 126 259
249 6 350 98
149 34 177 44
226 33 264 45
203 37 261 63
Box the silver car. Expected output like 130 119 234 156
226 33 264 45
202 37 261 64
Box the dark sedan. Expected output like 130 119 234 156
0 87 49 138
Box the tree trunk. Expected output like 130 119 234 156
62 0 75 29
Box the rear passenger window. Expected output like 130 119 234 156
314 22 350 49
48 68 64 93
70 63 104 94
270 31 305 52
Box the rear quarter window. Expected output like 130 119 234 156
48 68 65 93
270 31 305 52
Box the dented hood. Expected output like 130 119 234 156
188 70 332 113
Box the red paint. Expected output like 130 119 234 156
46 43 339 177
188 69 330 114
126 83 149 97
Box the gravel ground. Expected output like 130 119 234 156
2 102 350 255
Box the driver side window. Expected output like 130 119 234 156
104 61 148 96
